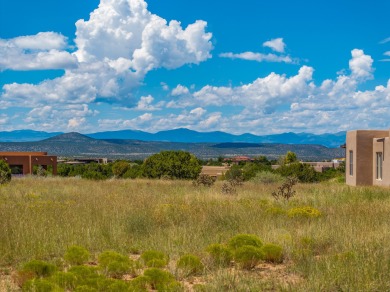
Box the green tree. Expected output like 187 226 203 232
0 160 11 184
224 165 243 181
276 162 318 183
142 151 201 179
284 151 298 164
241 162 272 181
112 161 130 178
122 164 142 179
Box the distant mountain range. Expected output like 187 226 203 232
0 132 345 161
0 128 346 148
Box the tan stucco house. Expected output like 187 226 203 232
346 130 390 186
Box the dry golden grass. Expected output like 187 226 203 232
1 176 390 290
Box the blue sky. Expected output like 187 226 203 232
0 0 389 135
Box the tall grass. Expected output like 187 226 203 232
1 176 390 290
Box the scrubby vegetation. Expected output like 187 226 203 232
0 160 11 185
2 173 390 290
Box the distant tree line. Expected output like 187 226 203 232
57 151 202 180
1 150 344 183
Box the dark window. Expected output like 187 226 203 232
349 150 353 176
376 152 383 180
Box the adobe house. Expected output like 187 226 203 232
345 130 390 186
0 152 57 175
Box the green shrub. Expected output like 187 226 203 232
251 171 284 184
64 245 90 265
206 244 233 266
234 245 264 269
228 234 263 250
193 174 216 187
176 254 204 276
224 165 243 181
143 268 176 290
276 162 318 183
271 176 298 201
74 285 98 292
140 250 169 268
261 244 284 263
242 163 272 181
68 265 99 279
128 275 149 291
22 278 62 292
21 260 57 278
145 259 167 268
107 280 131 291
112 161 130 178
49 271 77 290
142 151 201 179
287 206 322 218
0 159 11 185
98 251 134 278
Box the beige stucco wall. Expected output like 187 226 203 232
346 130 388 186
372 136 390 187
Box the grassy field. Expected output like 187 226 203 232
1 176 390 291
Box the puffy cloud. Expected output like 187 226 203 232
193 65 314 112
68 117 86 129
219 52 294 63
263 38 286 53
171 84 190 96
385 51 390 56
349 49 374 80
220 38 297 64
11 32 68 50
74 0 212 73
2 0 213 106
0 33 77 71
135 95 161 111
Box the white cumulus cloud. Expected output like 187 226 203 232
349 49 374 80
0 33 77 71
1 0 213 106
263 38 286 53
219 52 294 63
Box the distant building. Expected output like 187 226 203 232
0 152 57 175
60 158 108 165
346 130 390 186
224 156 253 164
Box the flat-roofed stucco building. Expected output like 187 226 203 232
346 130 390 186
0 152 57 175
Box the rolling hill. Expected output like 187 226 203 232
0 132 345 161
0 128 346 148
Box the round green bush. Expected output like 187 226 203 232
75 285 98 292
0 160 11 185
287 206 322 218
206 244 233 266
140 250 169 267
176 254 204 276
68 266 99 279
107 280 131 291
261 244 284 263
145 259 167 268
49 271 77 290
98 251 134 278
234 245 264 269
23 278 62 292
143 268 175 290
128 275 149 291
21 260 57 278
228 234 263 250
64 245 90 265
